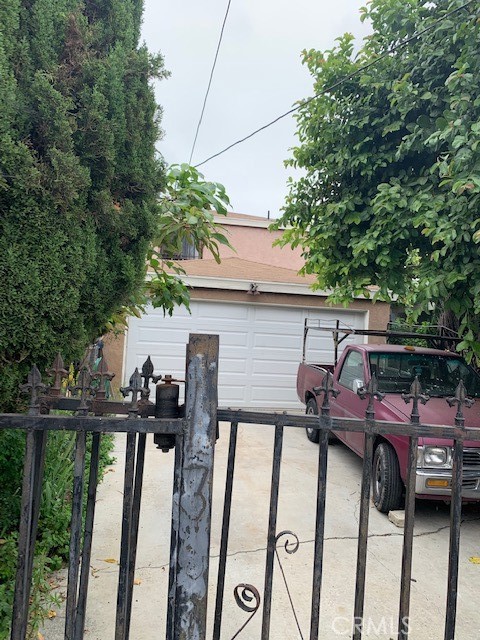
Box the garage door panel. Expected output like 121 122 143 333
252 342 300 356
219 371 248 383
253 334 301 349
218 385 247 402
250 375 295 386
219 359 248 374
215 332 249 347
197 304 249 320
250 386 297 404
252 320 303 333
252 360 299 375
253 352 301 364
135 328 189 346
125 300 367 409
253 306 303 322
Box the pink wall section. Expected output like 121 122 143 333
204 223 305 270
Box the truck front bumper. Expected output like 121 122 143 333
415 469 480 499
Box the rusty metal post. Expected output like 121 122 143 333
172 333 219 640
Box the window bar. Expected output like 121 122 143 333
398 376 428 640
261 422 285 640
309 427 329 640
352 432 374 640
166 436 183 640
11 429 48 640
65 431 88 640
12 365 48 640
115 432 137 640
310 370 337 639
124 432 147 638
74 432 102 640
213 421 239 640
444 437 463 640
444 380 471 640
353 375 382 640
397 434 418 640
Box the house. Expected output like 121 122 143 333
106 213 390 410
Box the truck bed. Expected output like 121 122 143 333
297 362 333 403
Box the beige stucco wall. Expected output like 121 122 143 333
203 224 304 270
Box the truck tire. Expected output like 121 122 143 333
306 398 320 443
305 399 337 444
372 443 403 513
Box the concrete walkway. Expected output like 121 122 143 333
42 423 480 639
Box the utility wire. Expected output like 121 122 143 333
189 0 232 165
194 0 475 169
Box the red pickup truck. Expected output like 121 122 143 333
297 326 480 512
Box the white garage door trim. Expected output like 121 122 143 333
124 300 367 410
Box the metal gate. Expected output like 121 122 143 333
0 333 477 639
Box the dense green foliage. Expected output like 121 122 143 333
0 3 232 635
148 164 231 314
0 1 172 635
275 0 480 356
105 164 232 327
0 0 167 411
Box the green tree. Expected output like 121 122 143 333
105 163 232 328
0 3 231 634
0 2 231 409
0 2 167 633
0 0 169 410
275 0 480 357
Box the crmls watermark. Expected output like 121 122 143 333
331 616 411 636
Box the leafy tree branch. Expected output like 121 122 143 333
274 0 480 357
102 163 232 330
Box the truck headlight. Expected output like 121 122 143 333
422 446 452 468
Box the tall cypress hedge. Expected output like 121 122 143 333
0 0 167 411
0 2 168 631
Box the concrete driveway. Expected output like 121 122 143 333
42 422 480 639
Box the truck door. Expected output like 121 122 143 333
337 349 368 456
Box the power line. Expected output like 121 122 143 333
189 0 233 165
194 0 475 169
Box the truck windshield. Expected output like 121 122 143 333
368 352 480 397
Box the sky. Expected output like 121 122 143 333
141 1 371 219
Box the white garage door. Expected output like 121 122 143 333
124 301 366 410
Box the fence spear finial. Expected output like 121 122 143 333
20 365 47 415
358 374 384 419
140 356 161 401
71 365 94 416
93 355 114 400
402 376 429 425
120 368 148 416
447 379 474 426
313 370 340 412
46 353 67 397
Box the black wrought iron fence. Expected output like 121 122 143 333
0 333 478 640
215 372 479 640
1 334 218 640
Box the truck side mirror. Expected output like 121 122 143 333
352 379 364 393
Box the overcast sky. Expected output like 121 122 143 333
141 1 371 219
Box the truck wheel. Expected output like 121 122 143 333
305 399 336 444
306 398 320 443
372 443 403 513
